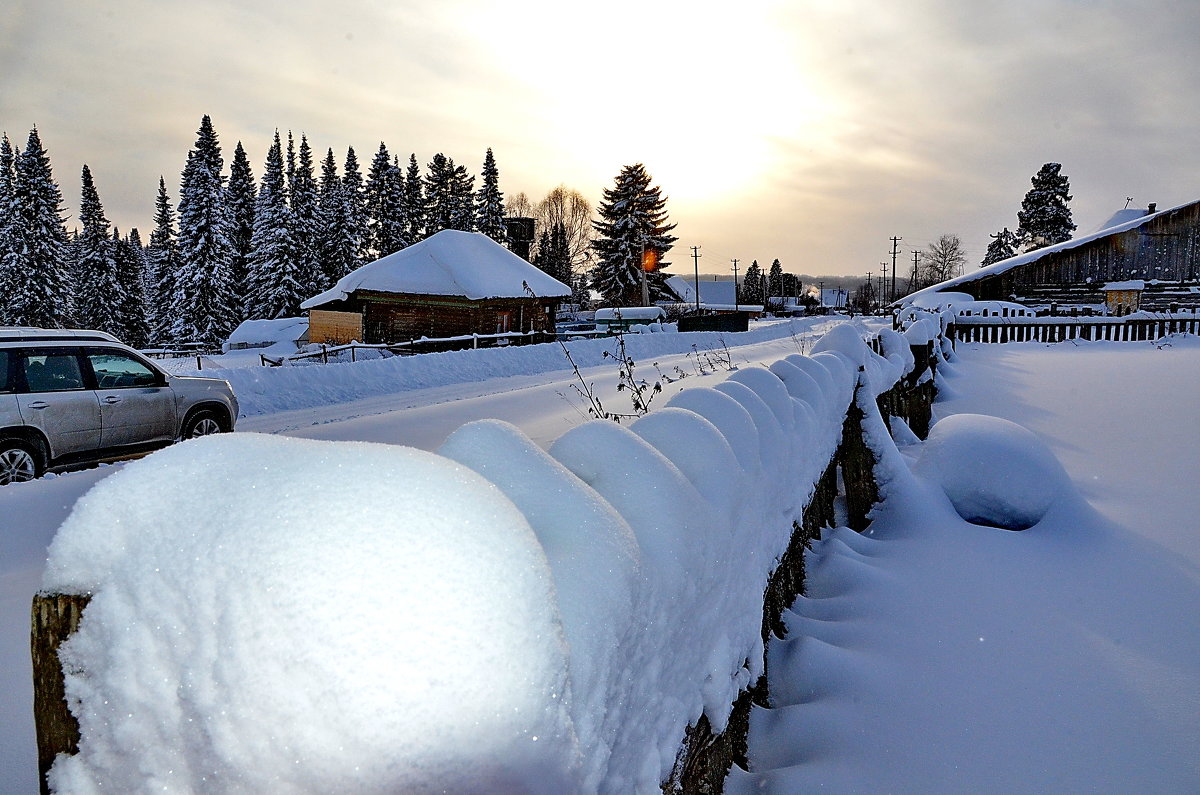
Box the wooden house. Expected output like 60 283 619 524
301 230 571 345
903 200 1200 312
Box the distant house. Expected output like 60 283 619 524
662 276 763 315
223 317 309 354
301 230 571 344
903 200 1200 312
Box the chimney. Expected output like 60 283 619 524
1147 202 1157 214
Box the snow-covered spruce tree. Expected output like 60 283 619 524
245 131 302 319
6 127 74 328
449 161 476 233
0 133 16 323
404 153 425 244
113 228 151 348
425 153 475 236
341 146 368 264
533 221 571 284
739 260 763 305
981 227 1019 267
364 143 407 257
474 147 509 244
317 148 358 285
146 177 180 344
1016 163 1075 251
225 141 257 309
174 115 238 346
768 258 784 298
290 134 323 295
590 163 677 306
73 164 122 335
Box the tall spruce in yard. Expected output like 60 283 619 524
474 148 508 244
246 131 302 319
533 221 571 284
769 258 783 298
364 143 406 257
175 115 238 345
1016 163 1075 251
74 164 122 335
342 146 368 263
146 176 180 343
290 134 323 294
982 227 1019 267
0 134 16 323
6 127 73 327
404 154 425 244
317 148 358 285
425 153 475 236
226 141 257 305
114 228 151 347
590 163 677 305
739 260 763 305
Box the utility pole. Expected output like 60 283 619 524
731 259 740 311
890 236 902 303
911 250 921 293
879 262 888 309
639 244 649 307
691 245 702 314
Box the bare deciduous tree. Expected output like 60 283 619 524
506 191 535 219
917 233 967 289
535 186 593 273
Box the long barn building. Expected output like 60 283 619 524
905 200 1200 313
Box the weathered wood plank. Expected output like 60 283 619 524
31 592 91 795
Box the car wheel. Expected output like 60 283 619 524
0 439 42 485
182 409 226 440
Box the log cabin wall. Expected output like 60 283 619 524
357 292 557 344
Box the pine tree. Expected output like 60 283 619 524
341 146 368 264
0 134 19 324
364 143 406 256
113 228 151 347
768 258 784 298
449 160 475 232
6 128 73 327
175 115 238 346
981 227 1019 267
404 154 425 244
290 134 323 295
739 260 764 305
590 163 678 305
474 148 508 244
1016 163 1076 251
424 153 454 237
146 177 180 344
74 164 122 335
533 221 571 284
316 148 358 284
226 141 257 306
246 131 303 319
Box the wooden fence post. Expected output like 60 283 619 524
32 592 91 795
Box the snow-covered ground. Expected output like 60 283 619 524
4 325 1198 793
0 318 846 794
733 337 1200 792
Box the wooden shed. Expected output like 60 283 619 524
904 200 1200 312
301 230 571 345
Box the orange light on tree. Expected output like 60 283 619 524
641 248 659 272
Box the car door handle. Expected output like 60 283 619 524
103 396 122 404
27 401 49 410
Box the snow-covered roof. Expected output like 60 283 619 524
1091 207 1149 234
594 307 666 322
226 317 308 346
301 230 570 309
1103 280 1145 292
820 288 849 308
901 200 1192 307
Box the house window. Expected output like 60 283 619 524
496 311 512 334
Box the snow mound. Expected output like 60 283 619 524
42 433 577 794
914 414 1073 530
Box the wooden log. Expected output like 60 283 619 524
32 592 91 795
839 381 880 533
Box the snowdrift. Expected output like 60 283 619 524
40 324 922 793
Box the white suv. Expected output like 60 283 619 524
0 328 239 484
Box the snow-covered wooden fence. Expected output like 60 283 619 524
951 313 1200 344
31 321 948 794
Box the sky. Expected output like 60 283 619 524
2 0 1198 280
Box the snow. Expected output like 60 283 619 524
222 316 308 353
733 338 1200 793
593 307 665 322
42 434 577 794
301 229 570 308
5 319 1198 793
914 413 1072 530
1103 279 1145 291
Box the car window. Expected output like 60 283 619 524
0 351 10 393
22 352 85 392
88 351 159 389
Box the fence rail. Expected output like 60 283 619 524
951 315 1200 344
262 330 557 366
